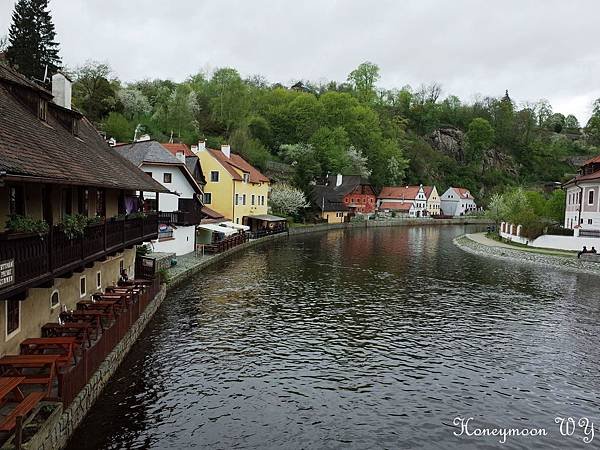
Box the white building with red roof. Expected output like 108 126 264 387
564 155 600 230
377 185 428 217
440 187 477 217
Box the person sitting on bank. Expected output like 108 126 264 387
578 246 589 258
592 247 597 254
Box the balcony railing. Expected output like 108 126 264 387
158 198 204 227
0 214 158 300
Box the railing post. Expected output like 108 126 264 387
104 219 107 252
122 217 126 245
48 227 54 272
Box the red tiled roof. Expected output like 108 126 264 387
378 186 422 200
207 148 269 183
379 201 413 211
454 188 474 199
422 186 434 199
162 143 195 157
564 169 600 186
583 155 600 166
201 205 224 219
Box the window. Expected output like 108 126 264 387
145 171 153 178
163 173 172 183
235 194 239 206
589 190 595 205
211 171 219 182
251 195 255 205
96 271 101 289
38 99 47 121
203 193 212 204
78 187 89 216
5 300 20 338
96 189 106 217
119 260 124 273
242 194 246 205
243 173 250 183
261 196 265 206
61 187 72 219
588 219 593 225
236 218 239 224
80 276 86 298
8 186 25 216
581 218 584 224
50 290 60 309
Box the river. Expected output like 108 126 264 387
66 225 600 449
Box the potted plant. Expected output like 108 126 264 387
4 214 49 239
60 214 90 239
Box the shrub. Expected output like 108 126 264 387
61 214 91 239
6 214 49 234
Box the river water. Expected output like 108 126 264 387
67 225 600 449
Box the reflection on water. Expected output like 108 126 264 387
67 225 600 449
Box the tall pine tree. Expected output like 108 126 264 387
6 0 61 80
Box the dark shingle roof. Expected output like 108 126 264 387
311 175 372 212
0 64 167 192
115 140 182 166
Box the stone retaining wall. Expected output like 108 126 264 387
454 234 600 276
41 284 167 450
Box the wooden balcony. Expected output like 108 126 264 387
0 214 158 300
158 198 204 226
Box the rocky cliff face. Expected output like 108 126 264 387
428 126 518 176
428 127 465 163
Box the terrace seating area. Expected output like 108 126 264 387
0 278 160 443
203 231 249 254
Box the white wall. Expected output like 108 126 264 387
141 164 196 212
152 225 196 255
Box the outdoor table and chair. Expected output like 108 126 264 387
0 376 45 433
63 310 110 332
0 355 60 398
20 337 78 368
42 322 92 348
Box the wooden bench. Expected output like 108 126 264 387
580 253 600 262
0 392 45 432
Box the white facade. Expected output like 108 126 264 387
377 185 427 217
141 164 200 256
151 225 196 256
564 183 600 230
440 187 477 217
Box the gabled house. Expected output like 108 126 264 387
440 187 477 217
564 155 600 229
116 141 205 255
0 65 166 354
423 186 441 216
377 185 428 217
195 142 270 224
311 175 376 223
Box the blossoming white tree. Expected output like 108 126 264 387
269 183 310 216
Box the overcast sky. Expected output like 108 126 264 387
2 0 599 123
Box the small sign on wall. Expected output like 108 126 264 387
0 259 15 288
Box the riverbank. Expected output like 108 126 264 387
168 217 492 289
454 232 600 276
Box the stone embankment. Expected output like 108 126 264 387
454 234 600 276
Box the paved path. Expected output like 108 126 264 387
466 232 575 257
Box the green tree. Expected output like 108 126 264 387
6 0 61 79
347 62 380 104
72 61 119 123
564 114 580 130
465 118 494 164
103 112 133 142
309 126 351 174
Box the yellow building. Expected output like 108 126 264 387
195 143 270 224
423 186 441 216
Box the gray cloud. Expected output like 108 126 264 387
2 0 599 122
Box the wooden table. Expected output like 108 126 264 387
20 337 78 367
42 322 92 347
0 355 60 397
63 310 106 332
0 377 25 404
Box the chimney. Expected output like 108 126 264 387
221 144 231 158
51 72 72 109
175 152 186 163
336 174 343 187
198 140 206 152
